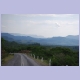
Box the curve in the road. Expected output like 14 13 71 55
6 53 41 66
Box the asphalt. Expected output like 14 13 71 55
5 53 41 66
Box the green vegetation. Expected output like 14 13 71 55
1 54 14 65
1 37 79 66
27 54 48 66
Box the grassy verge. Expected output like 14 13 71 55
1 54 14 66
25 53 49 66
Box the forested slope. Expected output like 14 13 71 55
1 38 79 66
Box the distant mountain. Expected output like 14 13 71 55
66 35 79 40
1 33 40 44
10 33 24 36
1 33 15 41
28 35 45 38
1 33 79 46
10 33 45 38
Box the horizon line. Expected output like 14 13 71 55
1 32 79 38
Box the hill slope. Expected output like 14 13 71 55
1 33 79 46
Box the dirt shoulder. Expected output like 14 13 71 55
25 53 49 66
1 54 14 66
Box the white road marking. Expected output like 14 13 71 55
21 55 24 66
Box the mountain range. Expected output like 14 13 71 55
1 33 79 46
10 33 45 38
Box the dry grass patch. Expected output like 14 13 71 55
25 54 49 66
1 54 14 66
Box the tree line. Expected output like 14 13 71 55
1 38 79 66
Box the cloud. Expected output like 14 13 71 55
54 23 60 27
20 19 78 28
14 14 78 18
2 25 6 28
1 14 79 37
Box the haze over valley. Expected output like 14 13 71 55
1 33 79 46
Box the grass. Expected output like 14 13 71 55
1 54 14 66
25 53 49 66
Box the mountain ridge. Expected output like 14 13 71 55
1 33 79 46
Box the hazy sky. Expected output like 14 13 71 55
1 14 79 38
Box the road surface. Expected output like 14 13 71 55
6 53 41 66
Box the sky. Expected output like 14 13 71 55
1 14 79 38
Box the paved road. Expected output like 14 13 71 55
6 53 41 66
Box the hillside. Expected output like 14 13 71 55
1 38 79 66
1 33 79 46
